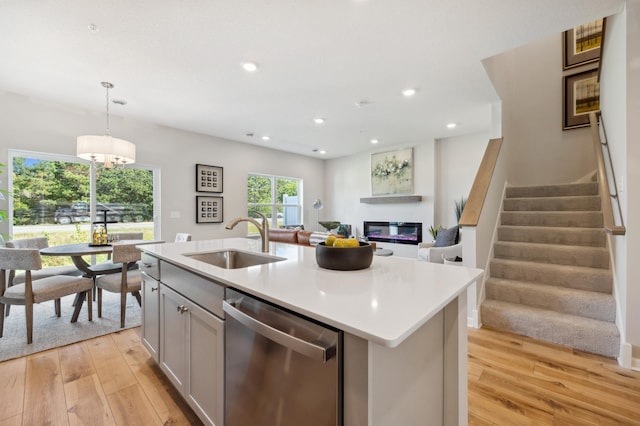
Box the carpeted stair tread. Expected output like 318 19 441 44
506 182 599 198
485 278 615 322
501 210 603 228
490 258 612 293
498 225 606 247
503 196 601 212
481 299 619 358
493 241 609 269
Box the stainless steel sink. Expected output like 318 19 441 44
183 250 285 269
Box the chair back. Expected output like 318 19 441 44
110 232 143 241
111 243 142 264
5 237 49 250
0 248 42 271
175 233 192 242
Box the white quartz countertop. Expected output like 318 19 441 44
139 238 483 348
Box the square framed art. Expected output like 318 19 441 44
563 67 600 130
196 164 223 193
196 196 223 223
370 148 413 195
563 18 605 70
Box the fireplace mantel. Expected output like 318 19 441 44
360 195 423 204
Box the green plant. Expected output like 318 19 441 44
428 225 444 241
454 197 467 224
0 163 10 241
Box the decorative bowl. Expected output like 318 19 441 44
315 241 373 271
318 221 341 231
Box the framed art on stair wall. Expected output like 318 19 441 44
563 66 600 130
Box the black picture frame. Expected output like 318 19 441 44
196 164 223 193
563 18 605 70
563 67 600 130
196 196 223 223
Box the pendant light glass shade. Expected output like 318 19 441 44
77 81 135 168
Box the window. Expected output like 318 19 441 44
247 173 302 231
9 150 156 266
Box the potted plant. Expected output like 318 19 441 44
428 225 444 241
455 197 467 225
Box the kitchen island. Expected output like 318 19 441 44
139 238 483 426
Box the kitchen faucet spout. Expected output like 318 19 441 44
225 213 270 252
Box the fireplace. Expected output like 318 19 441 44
363 221 422 245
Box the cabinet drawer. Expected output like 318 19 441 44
141 253 160 280
161 261 225 318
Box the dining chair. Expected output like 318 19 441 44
109 232 144 242
175 233 192 242
0 247 93 344
5 237 82 285
94 243 142 328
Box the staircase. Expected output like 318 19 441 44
481 181 620 358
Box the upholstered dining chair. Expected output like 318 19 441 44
5 237 82 285
0 247 93 344
94 243 142 328
174 233 192 242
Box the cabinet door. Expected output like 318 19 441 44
159 286 187 392
186 301 224 426
141 274 160 361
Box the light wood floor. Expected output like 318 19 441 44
468 327 640 425
1 326 639 425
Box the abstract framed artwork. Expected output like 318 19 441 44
370 147 413 195
196 196 223 223
563 18 605 70
196 164 223 193
563 67 600 130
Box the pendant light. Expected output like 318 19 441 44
77 82 136 169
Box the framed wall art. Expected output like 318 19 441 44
370 147 413 195
196 164 223 193
563 67 600 130
196 196 223 223
563 18 605 70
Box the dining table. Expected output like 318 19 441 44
39 240 153 277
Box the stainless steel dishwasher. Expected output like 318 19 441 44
223 289 342 426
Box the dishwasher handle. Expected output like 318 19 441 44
223 300 336 363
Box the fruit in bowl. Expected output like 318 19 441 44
315 239 373 271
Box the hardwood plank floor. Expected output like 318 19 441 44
0 326 638 425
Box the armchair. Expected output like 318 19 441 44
417 226 461 264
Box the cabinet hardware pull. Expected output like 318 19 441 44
151 287 158 292
176 305 189 314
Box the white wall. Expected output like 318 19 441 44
435 133 491 228
601 1 640 361
0 92 325 242
483 33 598 186
324 142 437 259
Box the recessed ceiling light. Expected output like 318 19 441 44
402 88 417 97
262 136 270 141
446 122 457 129
241 62 258 72
319 150 327 155
313 117 325 124
370 139 379 144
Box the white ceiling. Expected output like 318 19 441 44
0 0 624 159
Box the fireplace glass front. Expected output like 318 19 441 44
363 221 422 245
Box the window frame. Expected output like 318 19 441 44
247 172 303 230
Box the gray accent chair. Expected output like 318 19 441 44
95 243 142 328
0 247 93 343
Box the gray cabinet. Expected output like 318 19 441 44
141 272 160 361
160 284 224 426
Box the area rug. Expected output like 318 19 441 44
0 291 141 362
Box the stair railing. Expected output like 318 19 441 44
459 138 504 227
589 112 625 235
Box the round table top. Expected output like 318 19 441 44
40 240 151 256
373 248 394 256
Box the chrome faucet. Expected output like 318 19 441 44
225 212 270 253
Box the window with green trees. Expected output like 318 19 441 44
247 173 302 231
9 153 155 256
